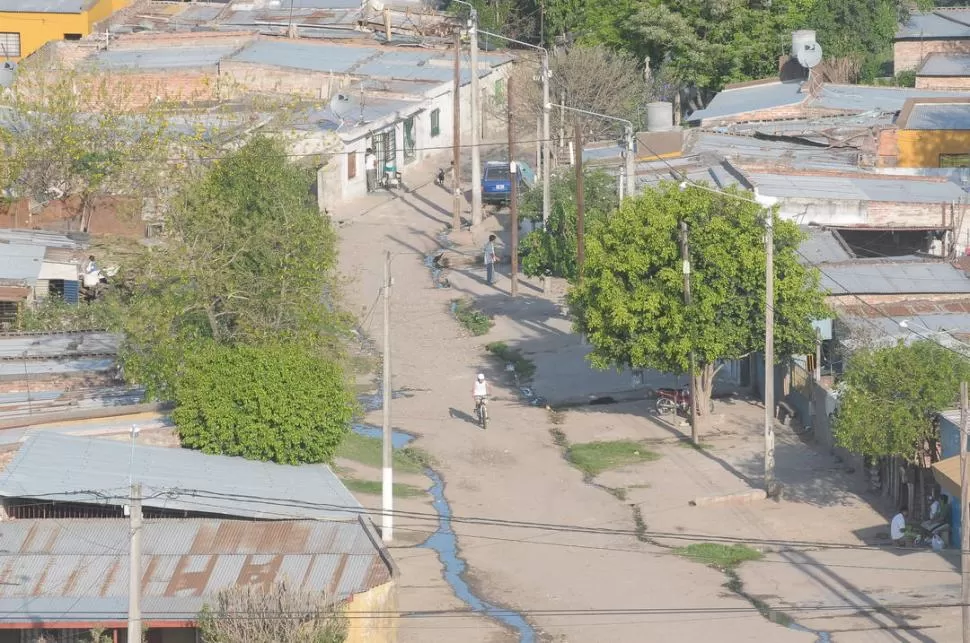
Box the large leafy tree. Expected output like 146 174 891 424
834 340 970 459
519 169 618 280
568 182 828 436
174 341 355 464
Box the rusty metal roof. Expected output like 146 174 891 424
0 433 363 521
0 517 393 625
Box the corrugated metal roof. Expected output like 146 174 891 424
686 81 805 122
905 103 970 130
815 84 970 113
230 40 378 73
0 0 88 13
0 433 363 520
748 172 968 203
0 229 84 249
897 10 970 40
0 518 391 624
798 227 855 265
918 53 970 76
820 261 970 295
0 357 114 378
838 312 970 351
0 242 44 286
690 133 861 171
292 96 422 131
90 45 241 70
0 332 119 360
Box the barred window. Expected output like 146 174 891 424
0 32 21 58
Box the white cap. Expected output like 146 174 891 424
477 373 485 381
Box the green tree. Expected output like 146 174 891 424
173 341 355 464
833 340 970 458
568 182 828 436
519 169 618 280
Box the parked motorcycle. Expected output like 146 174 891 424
655 386 715 416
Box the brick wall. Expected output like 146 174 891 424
895 39 970 72
916 75 970 90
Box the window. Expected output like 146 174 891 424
940 154 970 168
63 33 82 41
0 301 17 326
348 151 357 179
430 108 441 137
0 32 20 58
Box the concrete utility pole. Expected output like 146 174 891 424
382 250 393 543
764 212 775 496
575 122 584 277
508 78 518 298
128 482 142 643
469 9 482 225
452 29 462 230
961 381 969 643
476 30 550 228
679 221 699 444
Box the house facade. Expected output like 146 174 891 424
0 0 130 62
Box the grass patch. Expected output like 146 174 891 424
342 478 426 498
452 298 493 336
335 431 432 474
547 408 566 425
566 440 660 477
675 543 763 571
549 427 569 449
485 341 536 381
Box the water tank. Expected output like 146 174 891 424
646 101 673 132
791 30 817 57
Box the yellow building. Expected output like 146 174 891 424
879 97 970 168
0 0 129 62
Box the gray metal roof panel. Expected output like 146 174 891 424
230 40 376 73
0 331 119 359
0 0 88 13
798 227 854 265
749 172 967 203
815 84 970 113
918 53 970 76
897 11 970 39
0 518 389 623
0 242 44 285
820 262 970 294
0 433 363 521
90 45 241 70
906 103 970 130
686 81 805 122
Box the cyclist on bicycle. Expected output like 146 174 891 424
473 373 490 413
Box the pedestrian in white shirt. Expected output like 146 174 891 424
365 148 378 192
890 508 908 546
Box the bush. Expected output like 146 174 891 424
173 341 356 464
452 298 493 336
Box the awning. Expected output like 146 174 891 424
37 261 78 281
932 455 964 499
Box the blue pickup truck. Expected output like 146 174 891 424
481 161 535 206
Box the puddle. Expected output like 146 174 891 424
350 423 416 449
358 388 416 413
420 468 538 642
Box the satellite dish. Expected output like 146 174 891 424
796 41 823 69
0 61 15 89
328 87 368 130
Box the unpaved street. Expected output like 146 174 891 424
335 161 959 642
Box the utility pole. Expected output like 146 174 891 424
961 381 969 643
679 222 698 444
624 125 636 199
452 29 462 231
764 214 775 496
469 8 482 226
508 78 518 298
575 123 584 277
382 251 393 543
127 482 142 643
541 54 551 228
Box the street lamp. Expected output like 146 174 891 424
547 103 636 200
450 0 483 226
753 188 779 496
478 29 551 229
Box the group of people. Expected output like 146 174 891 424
890 493 947 550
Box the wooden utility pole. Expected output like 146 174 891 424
575 123 584 277
764 215 776 496
469 9 482 225
961 381 969 643
127 482 142 643
452 30 462 230
679 222 698 444
508 78 518 298
382 251 393 543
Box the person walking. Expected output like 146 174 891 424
365 147 378 192
483 234 498 285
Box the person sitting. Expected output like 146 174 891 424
891 508 908 547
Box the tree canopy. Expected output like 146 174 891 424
833 340 970 459
568 182 829 434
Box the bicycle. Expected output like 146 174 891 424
475 396 488 429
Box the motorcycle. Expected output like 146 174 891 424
655 386 714 416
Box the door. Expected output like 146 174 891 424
372 130 396 170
